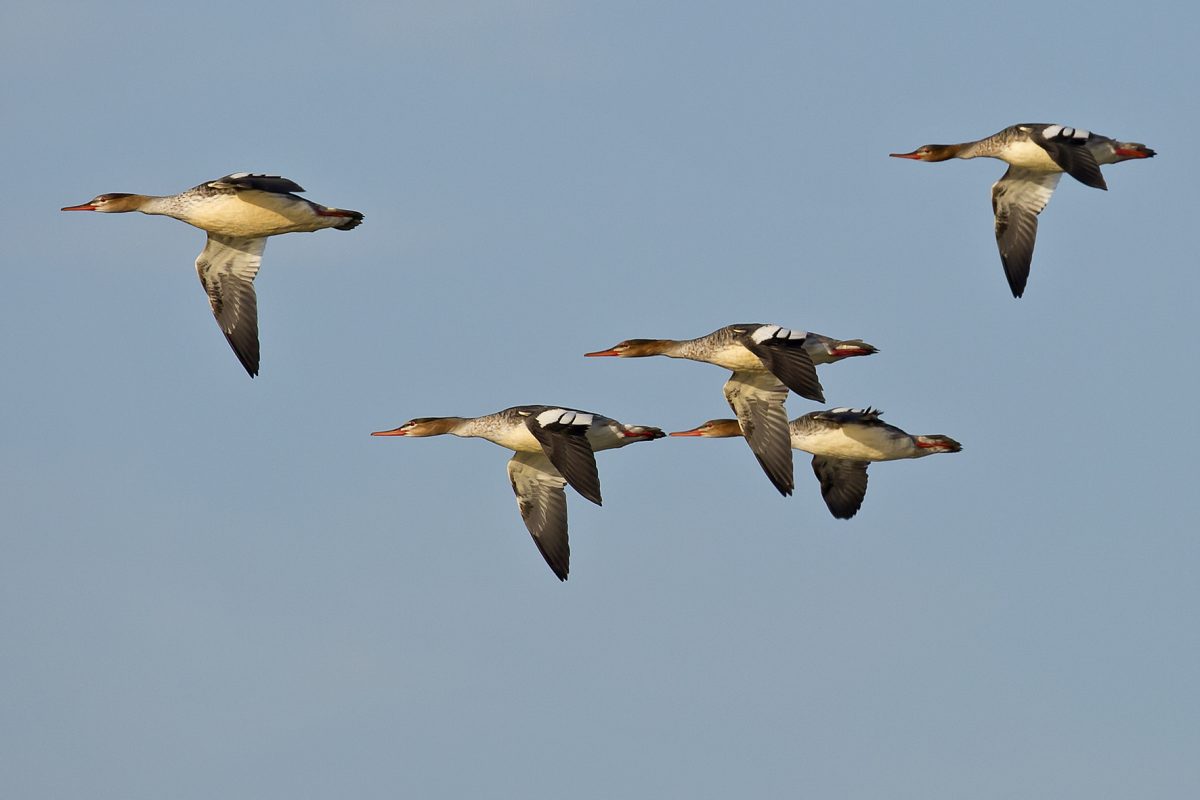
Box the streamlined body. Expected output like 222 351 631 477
672 407 960 518
62 173 363 376
587 324 877 495
891 124 1154 297
372 405 663 581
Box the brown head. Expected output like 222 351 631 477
60 193 146 213
370 417 462 437
584 339 672 358
888 144 962 162
669 419 744 439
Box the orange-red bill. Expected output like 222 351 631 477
61 202 97 211
370 428 407 436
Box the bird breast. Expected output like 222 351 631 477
697 341 766 371
998 139 1062 171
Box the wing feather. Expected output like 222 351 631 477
810 456 870 519
724 372 794 496
991 168 1061 298
507 453 571 581
209 173 306 193
195 234 267 376
525 410 603 505
741 327 824 402
1036 132 1107 189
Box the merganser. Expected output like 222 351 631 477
371 406 664 581
671 408 960 518
890 124 1155 297
585 324 877 496
61 173 364 377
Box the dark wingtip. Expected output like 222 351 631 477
238 352 260 377
235 352 259 377
1001 256 1029 299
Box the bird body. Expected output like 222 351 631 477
891 123 1154 297
671 408 960 518
372 405 663 581
587 324 876 496
61 172 363 376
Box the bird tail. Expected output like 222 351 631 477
1112 142 1156 161
318 207 365 230
830 339 879 359
914 435 962 453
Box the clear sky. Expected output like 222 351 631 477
3 2 1197 798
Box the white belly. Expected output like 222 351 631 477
792 426 910 461
701 342 766 371
999 140 1061 171
175 192 329 238
480 424 544 454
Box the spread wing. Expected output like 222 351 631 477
195 234 267 377
810 456 870 519
991 168 1061 298
723 371 794 496
507 452 571 581
525 409 602 505
742 327 825 402
1036 130 1107 190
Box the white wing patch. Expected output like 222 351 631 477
536 409 593 428
1043 124 1090 141
751 324 807 344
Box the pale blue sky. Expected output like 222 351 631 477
3 2 1198 798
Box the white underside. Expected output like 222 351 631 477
470 422 544 453
162 192 339 238
998 140 1061 171
695 342 765 371
793 426 914 461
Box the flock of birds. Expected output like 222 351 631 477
62 123 1154 580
